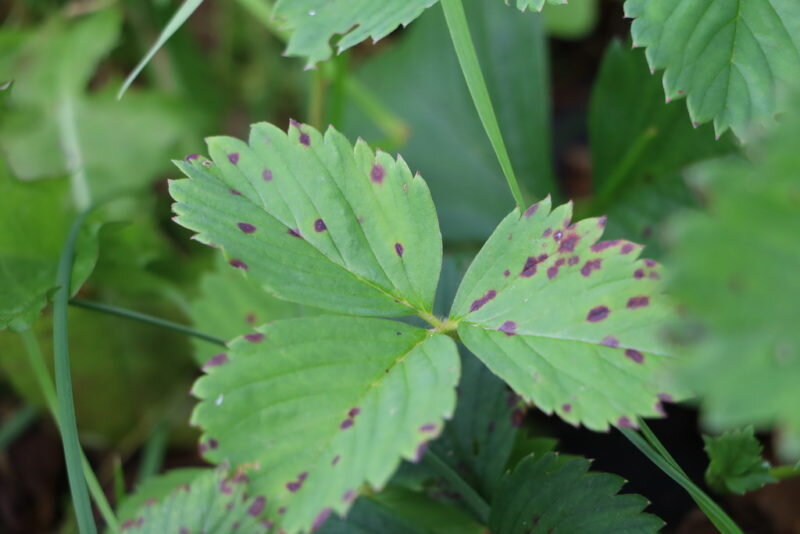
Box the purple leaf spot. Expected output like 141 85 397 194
470 289 497 312
348 407 361 418
587 306 610 322
229 189 242 196
617 416 637 429
658 393 673 402
558 234 580 253
634 269 645 279
414 442 429 462
627 296 650 309
420 423 437 433
220 479 233 494
644 259 657 267
229 259 248 270
523 203 539 217
521 255 547 278
312 508 332 531
278 507 286 514
503 269 510 277
288 228 302 238
499 320 517 336
340 419 354 430
547 266 559 279
567 256 579 266
591 240 619 252
262 169 273 181
314 218 327 232
238 222 256 234
185 154 199 161
289 118 301 128
625 349 644 363
542 228 553 237
648 271 661 280
332 455 340 466
598 216 607 228
601 336 619 348
228 153 240 164
342 490 356 502
245 333 264 343
248 496 266 516
553 230 563 241
620 243 635 254
203 353 229 370
580 258 602 277
395 243 404 257
371 164 385 183
563 404 572 412
299 132 310 146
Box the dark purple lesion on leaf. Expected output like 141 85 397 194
230 188 242 196
219 478 233 494
620 243 635 254
499 320 517 336
558 234 580 253
587 306 610 322
523 202 540 217
617 416 637 429
600 336 619 347
228 153 240 165
542 228 552 238
238 222 257 234
262 169 273 181
245 333 264 343
598 215 607 228
229 259 249 270
563 404 572 412
627 296 650 309
340 419 354 430
521 254 548 278
580 258 602 277
203 353 229 370
591 240 619 252
625 349 644 363
634 269 645 279
470 289 497 312
371 164 385 183
288 228 302 238
299 132 311 146
248 496 266 516
313 508 332 531
286 472 308 492
553 230 563 241
414 442 429 462
342 490 356 502
185 153 199 161
503 269 510 277
395 243 404 257
314 218 327 232
419 423 437 433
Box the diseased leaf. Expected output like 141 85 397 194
450 197 685 431
190 316 460 533
116 468 208 523
490 453 663 533
170 122 442 318
624 0 800 139
120 469 270 533
273 0 438 67
704 427 776 495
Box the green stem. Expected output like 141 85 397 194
69 298 226 346
621 427 742 534
770 464 800 481
441 0 526 210
592 127 657 213
0 404 38 451
425 450 490 525
309 69 326 129
137 419 170 484
341 76 409 149
56 93 91 212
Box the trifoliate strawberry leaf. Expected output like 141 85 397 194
170 122 442 318
490 453 663 533
188 258 317 366
191 316 460 534
450 197 685 431
119 469 270 533
624 0 800 140
704 427 776 495
272 0 438 67
507 0 567 13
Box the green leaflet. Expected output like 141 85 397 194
116 467 209 523
508 0 567 12
273 0 438 67
704 427 776 495
119 469 270 533
490 453 663 533
451 197 685 431
170 122 442 318
190 316 460 533
624 0 800 140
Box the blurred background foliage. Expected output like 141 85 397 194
0 0 798 532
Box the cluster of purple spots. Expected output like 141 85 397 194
229 258 249 270
633 268 660 280
343 489 356 502
521 254 549 278
547 258 566 279
558 234 580 253
228 153 240 165
419 423 437 433
625 349 644 364
312 508 332 531
499 321 517 336
314 218 327 232
198 438 218 455
617 416 637 429
288 227 302 239
371 164 385 183
340 407 361 430
587 305 610 322
238 222 257 234
120 517 144 530
627 296 650 309
286 471 308 492
248 496 266 516
511 408 526 427
245 332 265 343
580 258 602 277
395 243 404 257
523 203 540 217
263 169 273 181
203 353 229 370
470 289 497 312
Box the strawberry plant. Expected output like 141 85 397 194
1 0 799 533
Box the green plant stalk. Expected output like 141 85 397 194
137 418 170 484
770 464 800 480
20 330 120 532
0 404 38 451
54 213 98 534
425 450 490 524
621 427 743 534
112 456 126 506
309 69 326 130
441 0 526 210
56 94 91 212
70 298 226 346
341 76 410 149
592 126 657 213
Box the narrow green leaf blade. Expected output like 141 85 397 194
191 316 460 533
451 197 686 431
704 427 776 495
170 122 443 317
490 453 663 533
624 0 800 139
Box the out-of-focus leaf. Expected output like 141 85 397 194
190 316 459 533
116 467 208 522
490 453 663 533
452 197 686 431
542 0 597 40
507 0 567 11
342 0 554 242
624 0 800 140
704 427 776 495
667 110 800 460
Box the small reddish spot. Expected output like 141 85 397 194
238 222 256 234
470 289 497 312
559 234 580 253
288 228 302 238
185 154 199 161
278 507 286 514
348 407 361 417
601 336 619 347
332 455 340 465
248 496 266 516
229 189 242 196
208 438 218 449
644 259 657 267
340 419 354 430
299 132 311 146
228 153 240 164
232 472 248 484
587 306 610 322
246 312 257 324
229 259 248 270
499 321 517 336
627 296 650 309
371 164 385 183
562 404 572 412
312 508 332 531
625 349 644 363
245 333 264 343
580 259 602 277
524 203 539 217
262 169 273 181
617 416 637 429
420 423 437 433
547 265 559 279
634 269 645 279
314 218 327 232
620 243 635 254
542 228 553 237
503 269 510 277
395 243 404 257
203 353 229 370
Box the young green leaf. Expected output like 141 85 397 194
451 197 685 431
506 0 567 13
704 427 776 495
191 316 460 533
170 122 442 318
273 0 438 67
624 0 800 139
490 453 663 533
119 469 270 533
